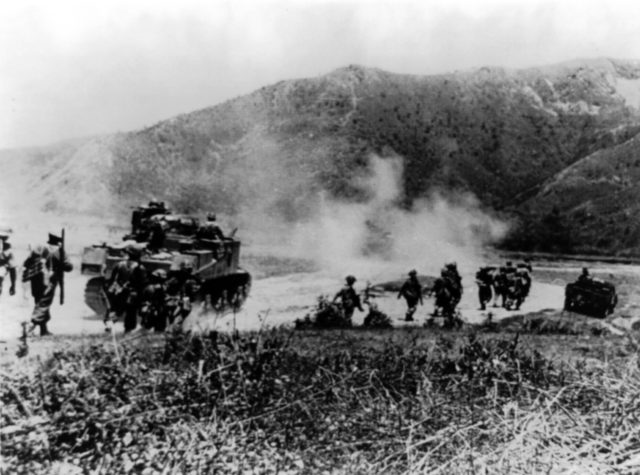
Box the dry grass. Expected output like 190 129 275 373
1 328 639 474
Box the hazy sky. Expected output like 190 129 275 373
1 0 639 149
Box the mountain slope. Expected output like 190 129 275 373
1 58 640 255
504 131 640 255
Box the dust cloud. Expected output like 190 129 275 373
236 153 508 282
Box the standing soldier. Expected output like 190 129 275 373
0 233 17 298
475 266 494 311
430 269 454 318
23 234 72 336
397 269 423 321
122 247 148 333
104 247 139 330
332 275 364 323
140 269 167 331
165 262 200 326
444 262 463 309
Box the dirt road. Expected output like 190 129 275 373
1 263 568 339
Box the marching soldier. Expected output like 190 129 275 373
475 266 494 311
165 262 200 327
0 233 17 298
140 269 167 331
104 246 141 330
333 275 364 323
430 269 454 318
397 269 423 321
122 247 148 333
444 262 463 308
23 234 72 336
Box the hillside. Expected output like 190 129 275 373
1 58 640 255
503 131 640 255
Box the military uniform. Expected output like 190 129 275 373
431 274 454 317
397 271 423 321
197 214 225 241
165 265 200 326
122 250 148 332
140 270 167 331
23 241 72 336
333 276 363 323
0 239 16 298
444 263 462 308
105 258 137 323
475 267 494 311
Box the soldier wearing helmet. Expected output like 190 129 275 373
165 261 200 326
22 235 73 336
397 269 423 321
117 246 148 332
333 275 363 323
428 268 455 319
140 268 168 331
196 213 225 241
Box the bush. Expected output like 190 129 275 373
362 305 393 328
295 296 353 329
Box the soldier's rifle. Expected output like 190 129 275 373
59 228 65 305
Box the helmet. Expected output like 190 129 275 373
207 213 217 222
126 246 142 260
345 275 356 284
408 269 417 276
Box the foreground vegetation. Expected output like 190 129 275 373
2 326 639 474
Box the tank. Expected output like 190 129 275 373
564 277 617 318
81 202 251 318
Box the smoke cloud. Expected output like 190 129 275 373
236 151 508 282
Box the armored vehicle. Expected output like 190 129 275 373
564 276 617 318
81 202 251 318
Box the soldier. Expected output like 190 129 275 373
165 262 200 326
444 262 463 308
23 234 72 336
397 269 423 321
122 247 148 333
332 275 364 323
147 217 167 252
475 266 494 311
578 267 591 283
140 269 167 331
516 262 532 299
0 234 17 298
104 247 139 330
430 269 454 318
197 213 225 241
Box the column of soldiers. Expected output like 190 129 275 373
332 259 533 324
333 262 464 324
475 260 532 311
